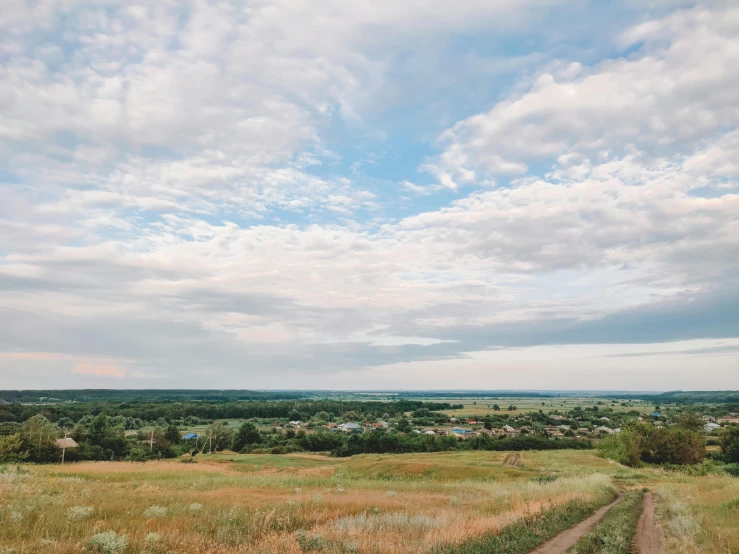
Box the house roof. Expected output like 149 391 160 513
183 433 198 439
56 437 78 448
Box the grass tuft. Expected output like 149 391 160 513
86 531 128 554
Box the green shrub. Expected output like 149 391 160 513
125 447 148 462
598 421 705 467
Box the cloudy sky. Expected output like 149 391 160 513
1 0 738 391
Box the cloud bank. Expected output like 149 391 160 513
0 1 737 389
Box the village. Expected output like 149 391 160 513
252 405 739 442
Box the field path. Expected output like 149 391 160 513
635 492 661 554
527 494 624 554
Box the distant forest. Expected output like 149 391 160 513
2 389 738 405
0 389 306 403
0 399 463 424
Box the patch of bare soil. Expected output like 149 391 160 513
527 494 624 554
635 492 661 554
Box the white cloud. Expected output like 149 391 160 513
428 6 739 186
0 1 737 388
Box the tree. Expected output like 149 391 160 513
164 425 181 444
0 434 27 463
84 414 128 459
396 418 412 433
232 422 262 452
508 405 517 411
675 411 702 432
22 414 60 463
57 417 74 429
493 404 500 411
719 426 739 463
202 422 234 453
598 421 705 467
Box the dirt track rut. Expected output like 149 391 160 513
635 492 661 554
527 494 623 554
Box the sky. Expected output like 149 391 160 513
1 0 738 391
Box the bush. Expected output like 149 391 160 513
143 505 167 518
125 447 149 462
68 506 94 521
86 531 128 554
598 421 705 467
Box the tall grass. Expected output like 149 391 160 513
0 452 734 553
656 474 739 554
431 490 616 554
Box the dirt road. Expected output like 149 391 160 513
528 494 623 554
635 492 661 554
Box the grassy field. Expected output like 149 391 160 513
430 397 664 417
0 450 736 553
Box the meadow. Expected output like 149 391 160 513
1 450 736 554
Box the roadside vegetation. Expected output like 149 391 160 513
432 493 616 554
567 490 642 554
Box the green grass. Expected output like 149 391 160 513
431 491 617 554
567 491 643 554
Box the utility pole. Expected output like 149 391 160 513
149 429 154 451
61 428 67 464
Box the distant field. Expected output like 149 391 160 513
406 396 663 417
1 450 736 553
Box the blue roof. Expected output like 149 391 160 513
183 433 198 439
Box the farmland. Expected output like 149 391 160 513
1 449 737 554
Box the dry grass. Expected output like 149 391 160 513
0 450 734 553
656 474 739 554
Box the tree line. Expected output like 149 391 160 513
0 399 462 426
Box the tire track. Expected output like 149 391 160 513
635 492 660 554
527 494 624 554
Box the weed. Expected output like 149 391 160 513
86 531 129 554
143 505 168 518
68 506 94 521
